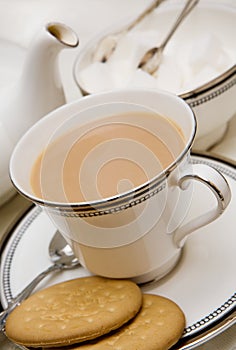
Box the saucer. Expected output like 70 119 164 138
0 154 235 348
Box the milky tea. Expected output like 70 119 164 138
30 111 185 203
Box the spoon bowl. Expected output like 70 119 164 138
0 230 79 330
49 230 79 267
139 0 199 74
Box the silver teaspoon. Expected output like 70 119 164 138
93 0 166 62
139 0 199 75
0 230 79 330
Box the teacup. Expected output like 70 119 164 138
10 88 231 283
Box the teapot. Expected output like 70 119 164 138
0 22 79 206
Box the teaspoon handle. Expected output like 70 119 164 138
126 0 166 31
160 0 199 51
0 263 61 331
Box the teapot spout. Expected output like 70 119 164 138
20 22 79 125
46 22 79 48
4 22 79 143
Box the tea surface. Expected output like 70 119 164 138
31 112 185 202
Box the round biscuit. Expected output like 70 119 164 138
51 294 186 350
5 276 142 347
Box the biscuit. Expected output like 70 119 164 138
5 276 142 348
46 294 186 350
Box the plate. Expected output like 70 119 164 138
0 154 235 349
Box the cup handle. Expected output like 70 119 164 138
173 163 231 248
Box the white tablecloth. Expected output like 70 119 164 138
0 1 235 349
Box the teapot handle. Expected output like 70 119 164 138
173 164 231 248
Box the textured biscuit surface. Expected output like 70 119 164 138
5 276 142 347
46 294 186 350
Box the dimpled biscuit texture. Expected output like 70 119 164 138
46 294 186 350
5 276 142 348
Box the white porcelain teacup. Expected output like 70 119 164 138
10 88 231 283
